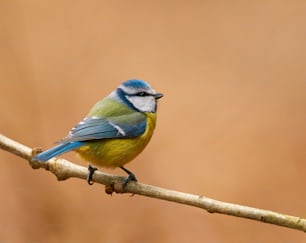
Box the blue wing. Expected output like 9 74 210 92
33 113 147 162
62 113 147 142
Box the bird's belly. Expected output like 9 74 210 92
75 138 146 167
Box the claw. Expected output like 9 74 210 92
87 164 97 185
120 166 137 188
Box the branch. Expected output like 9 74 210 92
0 134 305 232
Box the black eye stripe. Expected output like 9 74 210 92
128 91 151 97
137 92 149 96
119 87 152 97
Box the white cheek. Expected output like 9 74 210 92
126 96 156 112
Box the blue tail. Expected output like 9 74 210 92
33 141 84 162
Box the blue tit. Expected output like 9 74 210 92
33 79 163 185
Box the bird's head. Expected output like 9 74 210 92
114 79 163 113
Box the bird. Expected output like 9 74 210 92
33 79 163 186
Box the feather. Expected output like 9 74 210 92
33 141 84 162
60 113 147 143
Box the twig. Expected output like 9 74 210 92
0 133 305 232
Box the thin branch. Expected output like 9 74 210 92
0 133 305 232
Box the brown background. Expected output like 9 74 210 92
1 1 306 242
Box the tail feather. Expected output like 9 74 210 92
33 141 84 162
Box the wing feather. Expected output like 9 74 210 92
60 113 146 143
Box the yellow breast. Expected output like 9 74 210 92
75 113 157 168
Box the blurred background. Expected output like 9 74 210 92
1 1 306 242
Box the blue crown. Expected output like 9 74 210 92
121 79 151 89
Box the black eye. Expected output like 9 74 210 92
137 92 148 97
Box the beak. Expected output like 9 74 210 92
154 92 164 99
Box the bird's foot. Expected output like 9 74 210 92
120 166 137 188
87 164 97 185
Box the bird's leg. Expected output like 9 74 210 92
87 164 97 185
120 166 137 187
